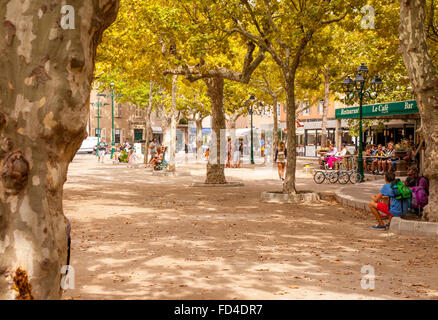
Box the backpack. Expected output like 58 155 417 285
390 179 412 215
277 151 285 161
391 179 412 200
411 186 428 209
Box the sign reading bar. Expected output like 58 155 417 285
335 100 418 119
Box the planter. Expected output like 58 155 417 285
394 150 407 158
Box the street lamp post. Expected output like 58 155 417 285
342 63 383 182
95 93 106 157
110 81 115 159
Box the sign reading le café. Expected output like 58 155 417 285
335 100 418 119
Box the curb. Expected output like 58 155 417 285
334 188 371 213
390 217 438 238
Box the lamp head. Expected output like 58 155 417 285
370 75 383 93
342 76 354 94
357 63 369 80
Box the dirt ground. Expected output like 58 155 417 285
62 156 438 300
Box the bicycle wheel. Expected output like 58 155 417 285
349 172 363 184
328 171 339 184
313 171 326 184
338 171 350 184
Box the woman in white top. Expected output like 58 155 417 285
328 143 347 169
232 142 240 168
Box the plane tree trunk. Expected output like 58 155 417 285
168 75 178 172
0 0 119 299
321 67 330 148
283 80 298 194
195 117 204 161
399 0 438 221
272 95 279 164
143 82 154 164
204 76 227 184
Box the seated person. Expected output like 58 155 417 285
391 139 412 172
371 144 384 174
327 143 347 169
406 167 429 215
368 172 406 230
151 146 163 168
363 144 374 172
382 142 395 173
321 145 337 168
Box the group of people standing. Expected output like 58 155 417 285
225 137 244 168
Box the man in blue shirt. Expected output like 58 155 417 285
368 172 404 230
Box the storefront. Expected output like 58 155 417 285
335 100 420 149
300 119 351 157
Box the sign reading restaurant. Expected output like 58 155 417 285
335 100 418 119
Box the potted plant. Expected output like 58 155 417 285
394 143 407 158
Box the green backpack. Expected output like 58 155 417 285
391 179 412 200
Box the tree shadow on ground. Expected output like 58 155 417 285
63 163 438 300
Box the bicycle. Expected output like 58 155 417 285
345 155 363 184
313 163 340 184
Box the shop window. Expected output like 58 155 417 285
114 103 122 118
306 130 316 145
302 101 310 116
134 129 143 141
115 129 121 144
135 107 143 118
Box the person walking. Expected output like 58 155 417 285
226 137 232 168
97 138 107 163
275 141 287 180
232 141 240 168
148 138 158 166
238 140 244 168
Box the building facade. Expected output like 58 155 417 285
88 89 163 145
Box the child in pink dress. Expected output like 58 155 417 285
127 149 135 168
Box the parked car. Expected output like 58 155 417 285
78 136 98 154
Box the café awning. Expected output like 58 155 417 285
335 100 418 120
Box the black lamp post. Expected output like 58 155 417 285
342 63 383 182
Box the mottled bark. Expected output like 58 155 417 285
168 75 178 172
399 0 438 221
195 117 203 161
0 0 119 299
143 82 154 164
204 77 226 184
321 67 330 148
272 95 279 164
283 82 297 194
